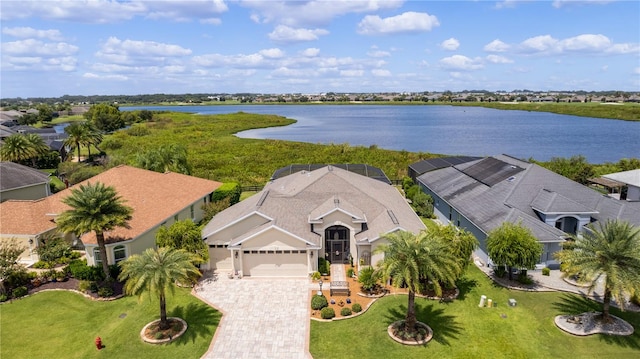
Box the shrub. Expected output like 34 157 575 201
318 258 330 275
32 261 54 269
211 182 241 206
310 271 321 281
0 293 7 302
493 266 506 278
12 286 28 298
346 268 354 277
352 303 362 313
78 280 93 293
518 272 534 285
358 266 379 293
320 307 335 320
311 295 328 310
542 267 550 276
98 286 114 298
69 260 103 281
340 307 352 316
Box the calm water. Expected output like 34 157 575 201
122 105 640 163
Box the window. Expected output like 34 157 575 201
113 245 127 263
94 248 102 267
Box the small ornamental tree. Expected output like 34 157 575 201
487 221 542 281
156 220 209 264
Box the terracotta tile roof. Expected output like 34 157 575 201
0 165 222 244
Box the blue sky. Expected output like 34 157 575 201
1 0 639 98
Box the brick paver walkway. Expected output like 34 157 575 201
194 274 312 359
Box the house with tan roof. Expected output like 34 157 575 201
201 165 425 277
0 165 222 266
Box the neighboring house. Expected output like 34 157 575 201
602 169 640 201
0 162 51 202
202 165 425 277
414 155 640 268
0 165 222 266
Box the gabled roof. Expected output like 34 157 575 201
603 169 640 187
416 155 640 242
203 165 425 247
0 165 222 244
0 162 50 192
409 156 482 177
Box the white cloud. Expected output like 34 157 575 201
634 67 640 75
367 50 391 58
439 55 484 71
259 48 285 59
484 39 510 52
516 33 638 55
2 27 64 41
552 0 614 8
340 69 364 77
193 52 274 69
486 54 513 64
268 25 329 43
145 0 228 21
2 39 78 56
441 38 460 51
372 69 391 77
241 0 404 27
357 12 440 35
301 48 320 57
99 37 191 57
200 18 222 25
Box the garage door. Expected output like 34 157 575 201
209 246 232 271
242 250 308 277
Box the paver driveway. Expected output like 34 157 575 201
195 274 311 359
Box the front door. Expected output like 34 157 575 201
331 241 344 263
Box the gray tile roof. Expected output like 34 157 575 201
202 165 425 246
0 162 50 192
417 154 640 242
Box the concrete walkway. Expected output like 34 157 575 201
329 264 346 281
194 273 312 359
474 260 640 312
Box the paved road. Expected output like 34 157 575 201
194 275 312 359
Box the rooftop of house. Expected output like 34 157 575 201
603 169 640 187
0 162 50 192
203 165 425 247
416 155 640 241
0 165 222 244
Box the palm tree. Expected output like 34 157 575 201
555 220 640 321
63 122 89 162
56 182 133 279
375 230 460 333
0 134 38 163
135 144 191 175
83 121 103 159
118 247 201 330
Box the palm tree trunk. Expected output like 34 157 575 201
159 291 169 330
76 144 81 163
602 288 612 322
508 265 513 280
405 290 417 333
96 231 111 280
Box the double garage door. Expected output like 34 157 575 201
242 250 308 277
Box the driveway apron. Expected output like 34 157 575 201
195 276 311 359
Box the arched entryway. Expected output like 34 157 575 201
325 225 350 264
555 216 579 235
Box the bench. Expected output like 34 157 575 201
329 281 350 296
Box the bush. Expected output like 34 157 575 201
493 266 506 278
352 303 362 313
12 286 28 298
78 280 93 293
346 268 354 277
311 295 328 310
320 307 335 320
69 260 103 281
310 271 321 281
98 286 114 298
518 272 534 285
211 182 241 206
340 307 352 316
32 261 53 269
0 293 7 302
318 258 330 275
542 267 550 276
358 266 378 293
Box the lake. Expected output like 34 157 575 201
121 105 640 163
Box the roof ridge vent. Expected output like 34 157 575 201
257 190 270 207
334 195 340 207
387 209 399 225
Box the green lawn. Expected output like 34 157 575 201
0 288 220 359
310 265 640 359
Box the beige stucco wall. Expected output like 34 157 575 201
241 228 308 250
84 196 209 266
206 213 270 245
0 183 49 203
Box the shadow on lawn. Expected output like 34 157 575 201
170 302 221 345
455 277 478 301
552 293 640 350
384 301 463 346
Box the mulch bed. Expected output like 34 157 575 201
28 278 125 299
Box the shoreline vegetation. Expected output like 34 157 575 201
102 111 638 187
120 101 640 122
